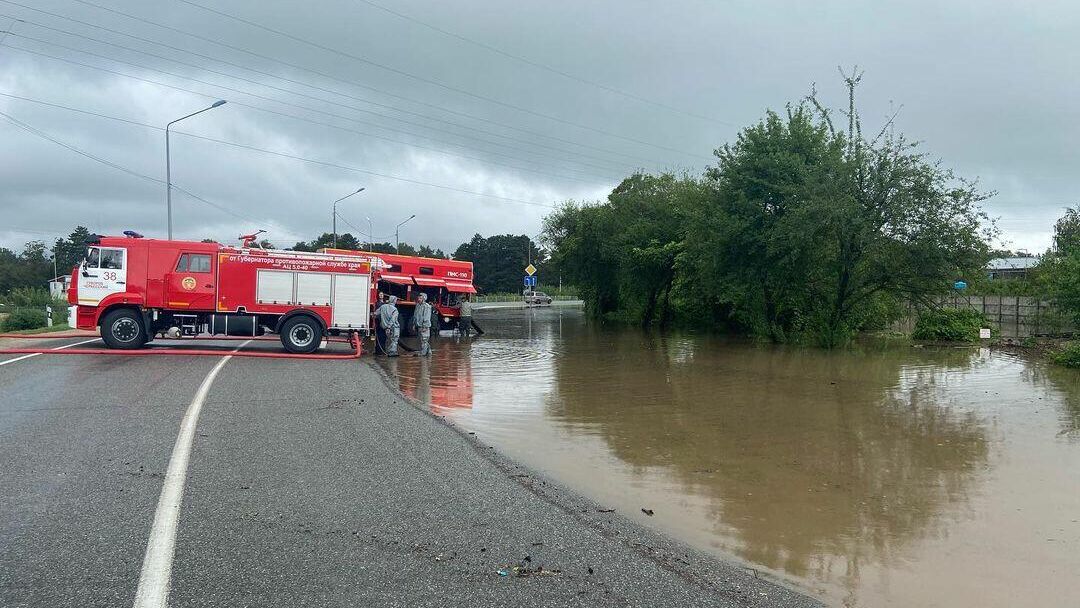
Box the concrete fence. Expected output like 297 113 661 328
896 295 1074 338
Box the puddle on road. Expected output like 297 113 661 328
379 307 1080 607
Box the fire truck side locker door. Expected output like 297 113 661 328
332 274 370 328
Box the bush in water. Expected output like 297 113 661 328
1051 342 1080 368
912 309 986 342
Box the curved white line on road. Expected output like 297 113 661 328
0 338 101 366
133 340 250 608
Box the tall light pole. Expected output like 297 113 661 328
395 214 415 254
364 216 373 249
166 100 226 240
331 187 364 248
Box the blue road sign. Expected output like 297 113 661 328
523 276 537 287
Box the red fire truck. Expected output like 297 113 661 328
68 234 377 353
319 249 476 333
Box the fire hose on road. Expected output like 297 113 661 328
0 333 364 360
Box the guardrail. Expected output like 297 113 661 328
474 294 579 303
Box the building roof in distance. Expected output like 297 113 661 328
986 256 1041 270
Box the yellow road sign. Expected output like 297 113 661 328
525 263 537 276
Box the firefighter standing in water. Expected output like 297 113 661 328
456 294 474 337
413 292 434 356
377 295 400 357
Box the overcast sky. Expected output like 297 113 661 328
1 0 1077 255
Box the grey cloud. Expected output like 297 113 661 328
1 0 1076 254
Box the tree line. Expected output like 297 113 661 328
543 74 997 347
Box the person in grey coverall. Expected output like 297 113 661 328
377 295 400 357
413 292 433 356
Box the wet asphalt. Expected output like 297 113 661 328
0 335 821 607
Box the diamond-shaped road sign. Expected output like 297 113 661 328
525 263 537 276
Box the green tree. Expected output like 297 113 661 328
544 173 702 325
290 232 361 252
0 240 52 296
453 234 542 294
544 72 994 346
416 245 447 259
1039 206 1080 323
52 226 93 277
366 242 397 254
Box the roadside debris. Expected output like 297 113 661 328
495 555 561 578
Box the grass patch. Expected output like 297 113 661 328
3 323 73 335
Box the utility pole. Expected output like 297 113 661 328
166 100 226 239
396 214 416 253
331 187 364 248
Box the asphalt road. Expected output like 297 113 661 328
0 334 820 607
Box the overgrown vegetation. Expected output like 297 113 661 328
0 308 47 332
544 72 994 347
1050 343 1080 369
0 287 68 332
911 309 986 342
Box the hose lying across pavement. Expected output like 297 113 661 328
0 333 363 359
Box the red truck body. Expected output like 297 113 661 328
319 249 476 330
68 235 376 352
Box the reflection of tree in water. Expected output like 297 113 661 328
1025 362 1080 436
549 329 989 596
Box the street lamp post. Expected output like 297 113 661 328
395 214 416 254
331 187 365 248
364 216 373 249
166 100 226 240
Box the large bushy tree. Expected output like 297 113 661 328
545 72 994 345
544 173 702 325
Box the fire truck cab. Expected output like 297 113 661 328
68 234 376 353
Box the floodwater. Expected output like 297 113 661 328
379 307 1080 607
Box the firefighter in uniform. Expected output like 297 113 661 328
377 295 400 357
413 292 434 356
457 294 474 337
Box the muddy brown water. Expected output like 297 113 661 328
380 307 1080 607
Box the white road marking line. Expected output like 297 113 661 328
0 338 101 366
133 340 251 608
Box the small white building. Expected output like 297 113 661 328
47 275 71 299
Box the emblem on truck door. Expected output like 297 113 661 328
181 276 197 290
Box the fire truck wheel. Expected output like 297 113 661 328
280 315 322 354
101 308 147 349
